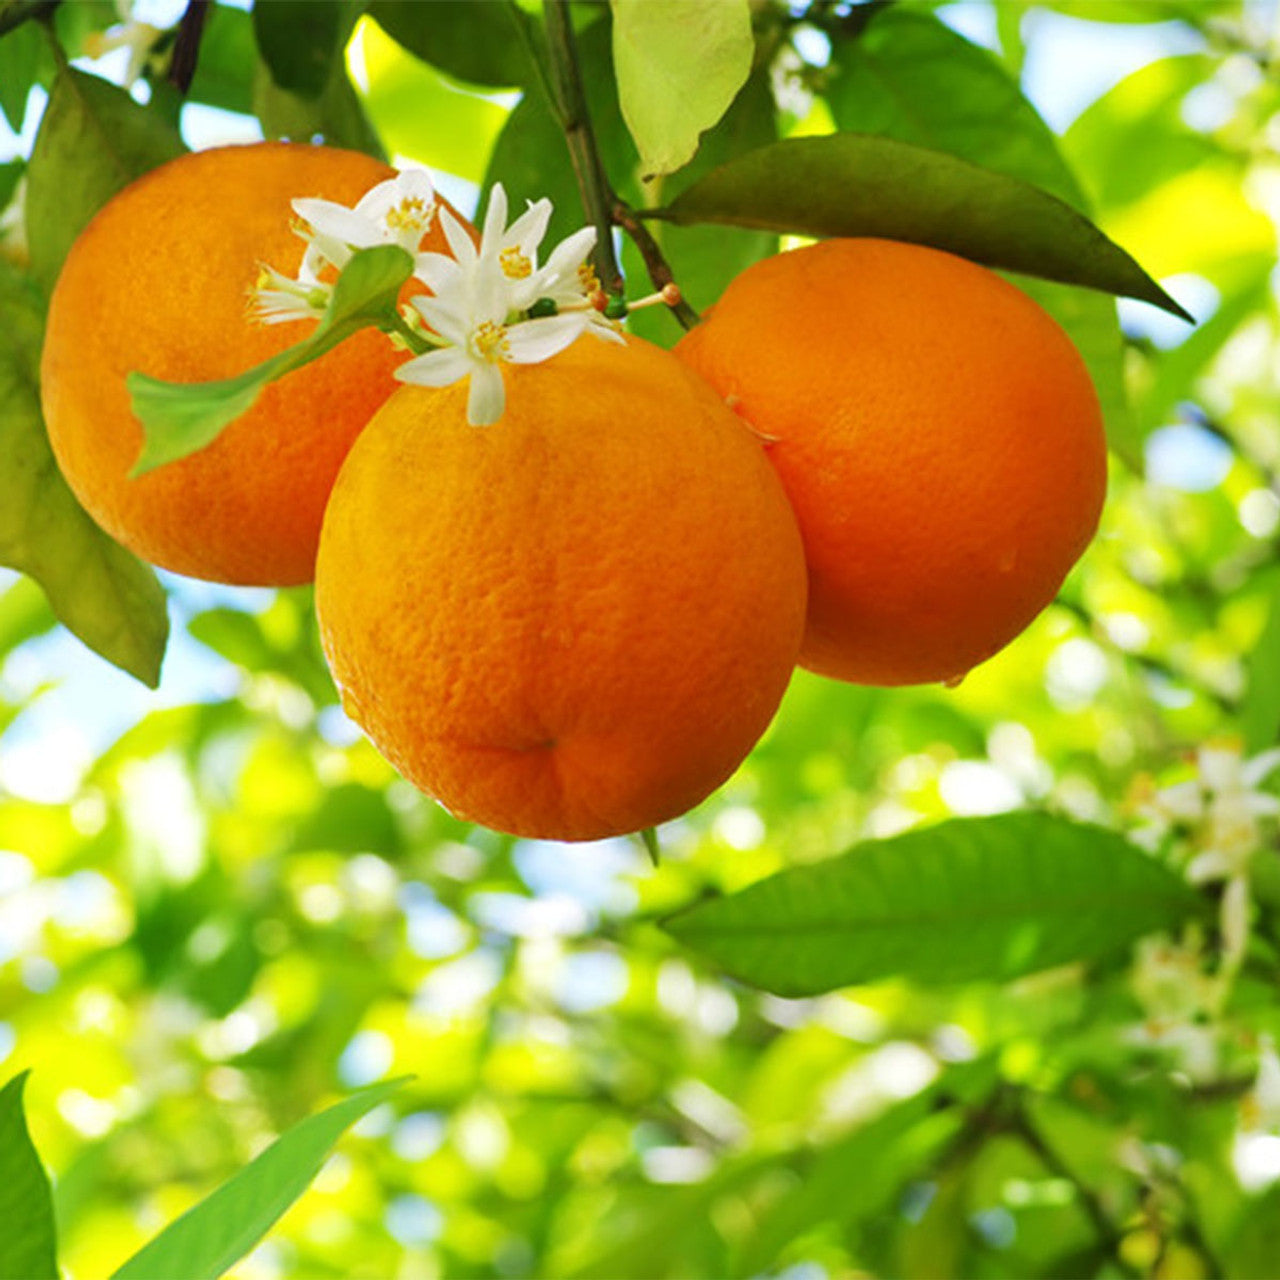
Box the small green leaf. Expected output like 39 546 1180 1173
25 66 185 290
367 0 531 86
611 0 753 179
651 134 1193 320
185 2 256 115
639 827 660 867
0 260 168 687
127 244 414 476
111 1077 411 1280
665 812 1203 995
0 1072 60 1280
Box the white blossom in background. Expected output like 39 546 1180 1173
1135 740 1280 1003
398 183 622 426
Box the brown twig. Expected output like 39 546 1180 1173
167 0 210 95
612 200 701 331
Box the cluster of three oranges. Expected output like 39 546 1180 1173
40 143 1106 842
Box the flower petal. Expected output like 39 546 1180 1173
413 251 463 296
292 198 382 250
506 198 552 255
467 362 506 426
412 295 471 346
504 313 588 364
440 204 479 268
1243 747 1280 788
480 183 509 256
396 346 474 387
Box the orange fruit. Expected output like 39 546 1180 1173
676 238 1108 686
40 141 467 586
315 335 808 842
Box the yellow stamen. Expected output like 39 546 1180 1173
578 262 601 294
501 246 533 280
473 320 511 362
386 196 433 234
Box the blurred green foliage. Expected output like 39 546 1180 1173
3 0 1280 1277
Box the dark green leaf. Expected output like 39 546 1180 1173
25 66 185 290
111 1078 410 1280
127 244 413 476
828 7 1087 208
252 0 349 99
665 812 1203 995
0 16 43 131
0 259 168 687
253 56 384 157
185 2 256 115
0 158 23 212
0 1073 59 1280
367 0 530 86
651 134 1192 320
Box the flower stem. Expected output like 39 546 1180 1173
612 200 701 331
542 0 623 299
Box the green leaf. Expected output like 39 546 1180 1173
651 134 1192 320
111 1078 410 1280
253 56 384 157
827 7 1087 208
610 0 752 179
0 260 168 687
127 244 414 476
0 1073 60 1280
25 66 185 290
665 812 1203 995
185 2 256 115
0 157 23 212
252 0 349 99
367 0 530 86
0 17 44 132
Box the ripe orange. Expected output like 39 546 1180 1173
676 238 1108 686
40 141 466 586
315 335 808 842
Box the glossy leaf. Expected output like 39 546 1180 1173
611 0 753 179
111 1078 410 1280
827 7 1087 207
253 58 385 157
651 134 1192 320
185 2 256 115
25 66 185 290
0 1073 59 1280
367 0 530 86
252 0 347 99
665 812 1203 995
127 245 414 476
0 260 168 687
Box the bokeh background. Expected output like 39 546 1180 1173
5 0 1280 1276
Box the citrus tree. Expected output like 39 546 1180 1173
2 0 1279 1277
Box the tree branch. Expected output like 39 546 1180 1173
167 0 210 95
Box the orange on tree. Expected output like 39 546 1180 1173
315 334 808 843
40 141 466 587
676 237 1108 687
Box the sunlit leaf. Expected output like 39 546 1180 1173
651 135 1192 319
111 1078 411 1280
1244 568 1280 755
610 0 753 179
127 245 414 476
0 1073 59 1280
666 813 1204 995
25 66 184 289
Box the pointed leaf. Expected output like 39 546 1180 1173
111 1078 410 1280
611 0 753 179
665 812 1203 995
25 66 184 290
0 1073 59 1280
127 244 414 476
0 260 167 687
652 134 1191 319
367 0 530 87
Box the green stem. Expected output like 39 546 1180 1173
542 0 623 298
381 310 437 356
612 200 700 330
